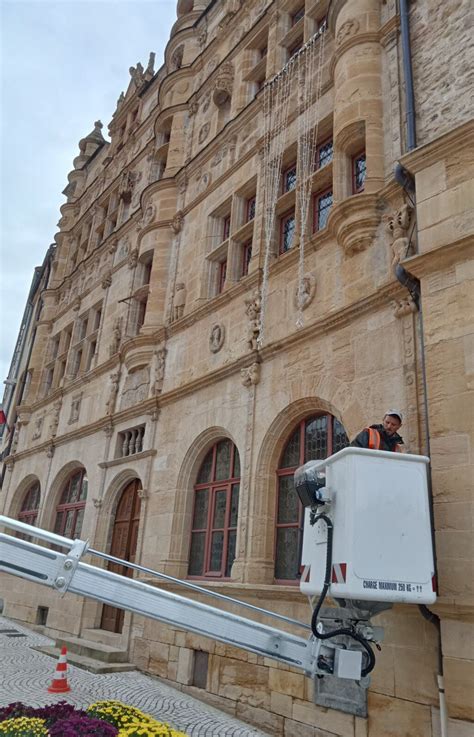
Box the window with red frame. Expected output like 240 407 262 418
188 439 241 578
282 163 297 194
218 260 227 293
314 138 333 170
275 415 348 581
18 482 40 527
291 6 305 25
313 189 333 231
222 215 231 241
241 241 252 277
352 151 366 193
280 211 296 253
54 468 88 539
246 196 256 222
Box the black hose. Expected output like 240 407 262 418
310 513 376 677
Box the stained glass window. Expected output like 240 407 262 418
18 481 40 535
282 164 297 193
315 139 333 169
280 212 296 253
314 190 333 231
189 440 240 579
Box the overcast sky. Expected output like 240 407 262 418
0 0 178 384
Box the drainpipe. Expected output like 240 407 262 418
399 0 416 150
395 11 448 722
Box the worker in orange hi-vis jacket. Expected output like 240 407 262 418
351 410 405 453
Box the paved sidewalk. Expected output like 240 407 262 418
0 616 270 736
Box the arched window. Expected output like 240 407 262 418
188 439 240 579
54 468 88 539
18 481 40 527
275 414 348 582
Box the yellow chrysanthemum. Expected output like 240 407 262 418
0 716 48 737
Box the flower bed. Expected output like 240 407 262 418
0 701 188 736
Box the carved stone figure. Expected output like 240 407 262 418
69 394 82 424
392 296 417 318
171 210 184 235
129 62 145 88
209 323 225 353
32 416 44 440
49 400 62 437
142 203 156 227
198 122 210 145
153 348 167 394
294 273 317 311
106 371 121 415
109 317 123 357
173 282 187 321
245 291 262 351
213 62 234 107
241 362 260 387
101 271 112 289
387 203 412 269
128 248 139 269
336 19 360 45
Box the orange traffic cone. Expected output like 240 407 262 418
47 646 71 693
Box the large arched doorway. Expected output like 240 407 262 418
100 479 142 633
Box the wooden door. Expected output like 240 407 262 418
100 479 142 633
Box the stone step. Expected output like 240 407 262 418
33 645 136 674
81 628 125 649
54 635 129 663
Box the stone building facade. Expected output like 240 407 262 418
1 1 473 735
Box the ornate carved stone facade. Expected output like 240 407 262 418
1 2 472 735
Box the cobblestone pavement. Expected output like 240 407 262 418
0 616 270 736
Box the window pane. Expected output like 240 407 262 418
305 416 328 461
277 475 299 524
209 531 224 572
317 141 333 168
188 532 205 576
213 490 227 528
64 510 75 538
233 449 241 479
197 450 213 483
333 419 349 454
275 527 299 580
73 507 85 538
283 166 297 193
282 215 295 252
317 191 333 230
193 489 209 529
79 474 88 501
67 472 81 503
215 440 231 480
280 427 300 468
230 484 239 527
354 154 366 191
54 512 64 535
225 530 237 577
21 483 40 512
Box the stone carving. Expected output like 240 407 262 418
294 273 317 310
128 248 139 269
171 210 184 234
392 296 417 318
93 498 103 508
178 174 188 195
245 291 262 351
219 0 242 28
32 416 44 440
209 323 225 353
188 99 199 117
117 236 130 262
387 203 412 269
10 424 20 454
142 203 156 227
116 91 125 110
101 270 112 289
69 394 82 424
129 62 145 88
120 366 150 410
336 18 360 45
198 122 210 144
137 487 148 500
213 62 234 107
198 27 207 48
171 45 184 71
109 317 123 357
49 399 62 437
202 91 212 113
172 282 187 321
106 371 121 415
241 362 260 387
108 238 118 255
119 170 135 203
153 347 167 394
